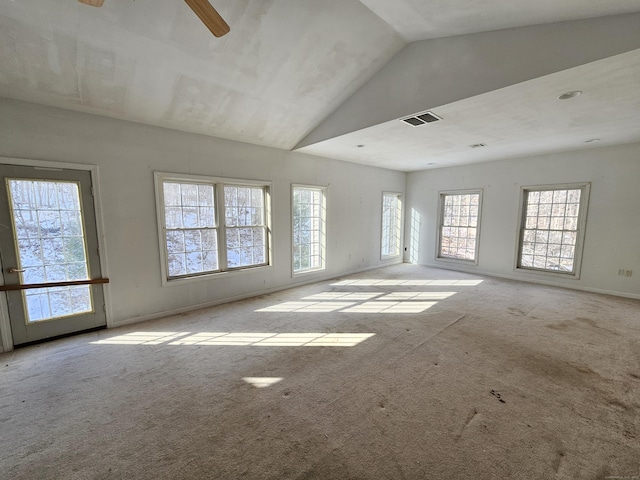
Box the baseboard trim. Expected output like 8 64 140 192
111 261 401 328
423 262 640 300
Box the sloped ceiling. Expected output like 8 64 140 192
1 1 640 171
0 0 403 149
359 0 640 41
295 14 640 171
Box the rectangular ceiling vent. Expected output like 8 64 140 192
401 111 442 127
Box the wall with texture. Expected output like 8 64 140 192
0 99 405 346
406 143 640 298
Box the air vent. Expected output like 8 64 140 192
469 143 487 148
401 111 442 127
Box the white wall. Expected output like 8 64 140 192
0 99 405 346
406 143 640 298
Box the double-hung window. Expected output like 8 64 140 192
156 173 270 283
437 190 482 263
381 192 402 258
162 180 218 277
224 185 268 268
292 185 326 274
517 183 589 276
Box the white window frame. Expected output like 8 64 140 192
154 172 271 286
380 192 403 260
291 184 327 276
436 189 483 265
515 182 590 278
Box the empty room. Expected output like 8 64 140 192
1 1 639 479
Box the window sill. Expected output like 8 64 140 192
293 267 326 277
515 266 580 280
435 256 479 267
162 264 273 287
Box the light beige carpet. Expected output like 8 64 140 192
1 264 639 479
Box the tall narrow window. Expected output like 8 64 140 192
156 173 270 283
292 186 326 274
517 184 589 275
162 181 218 278
224 185 268 269
438 190 482 263
381 192 402 258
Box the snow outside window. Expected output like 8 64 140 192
292 186 326 274
156 173 270 283
438 191 482 263
517 184 589 275
381 193 402 258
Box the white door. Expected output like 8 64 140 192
0 165 106 346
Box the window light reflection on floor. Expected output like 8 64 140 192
243 377 283 388
91 332 375 347
89 331 192 345
342 301 437 314
256 301 357 313
301 292 382 301
330 279 483 286
378 292 456 301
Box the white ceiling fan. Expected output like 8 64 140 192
77 0 231 38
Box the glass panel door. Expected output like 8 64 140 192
0 165 106 345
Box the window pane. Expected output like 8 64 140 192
293 187 326 273
381 193 402 257
225 225 268 268
8 179 93 323
519 186 585 273
224 186 265 227
439 192 480 261
168 253 186 277
162 180 219 278
222 184 268 269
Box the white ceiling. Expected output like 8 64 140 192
297 50 640 171
360 0 640 41
0 0 402 149
1 1 640 172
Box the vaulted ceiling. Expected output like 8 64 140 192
1 1 639 172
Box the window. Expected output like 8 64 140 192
437 190 482 263
381 192 402 258
517 183 589 275
162 181 218 277
224 185 268 268
155 173 270 282
292 186 326 274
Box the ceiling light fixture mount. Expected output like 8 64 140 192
558 90 582 100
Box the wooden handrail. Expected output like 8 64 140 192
0 278 109 292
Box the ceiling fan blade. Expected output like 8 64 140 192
184 0 230 37
77 0 105 6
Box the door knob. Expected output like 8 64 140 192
7 267 25 274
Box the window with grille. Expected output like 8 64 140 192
156 173 270 282
381 192 402 258
162 181 218 278
292 186 326 274
437 190 482 263
517 184 589 275
224 185 268 269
